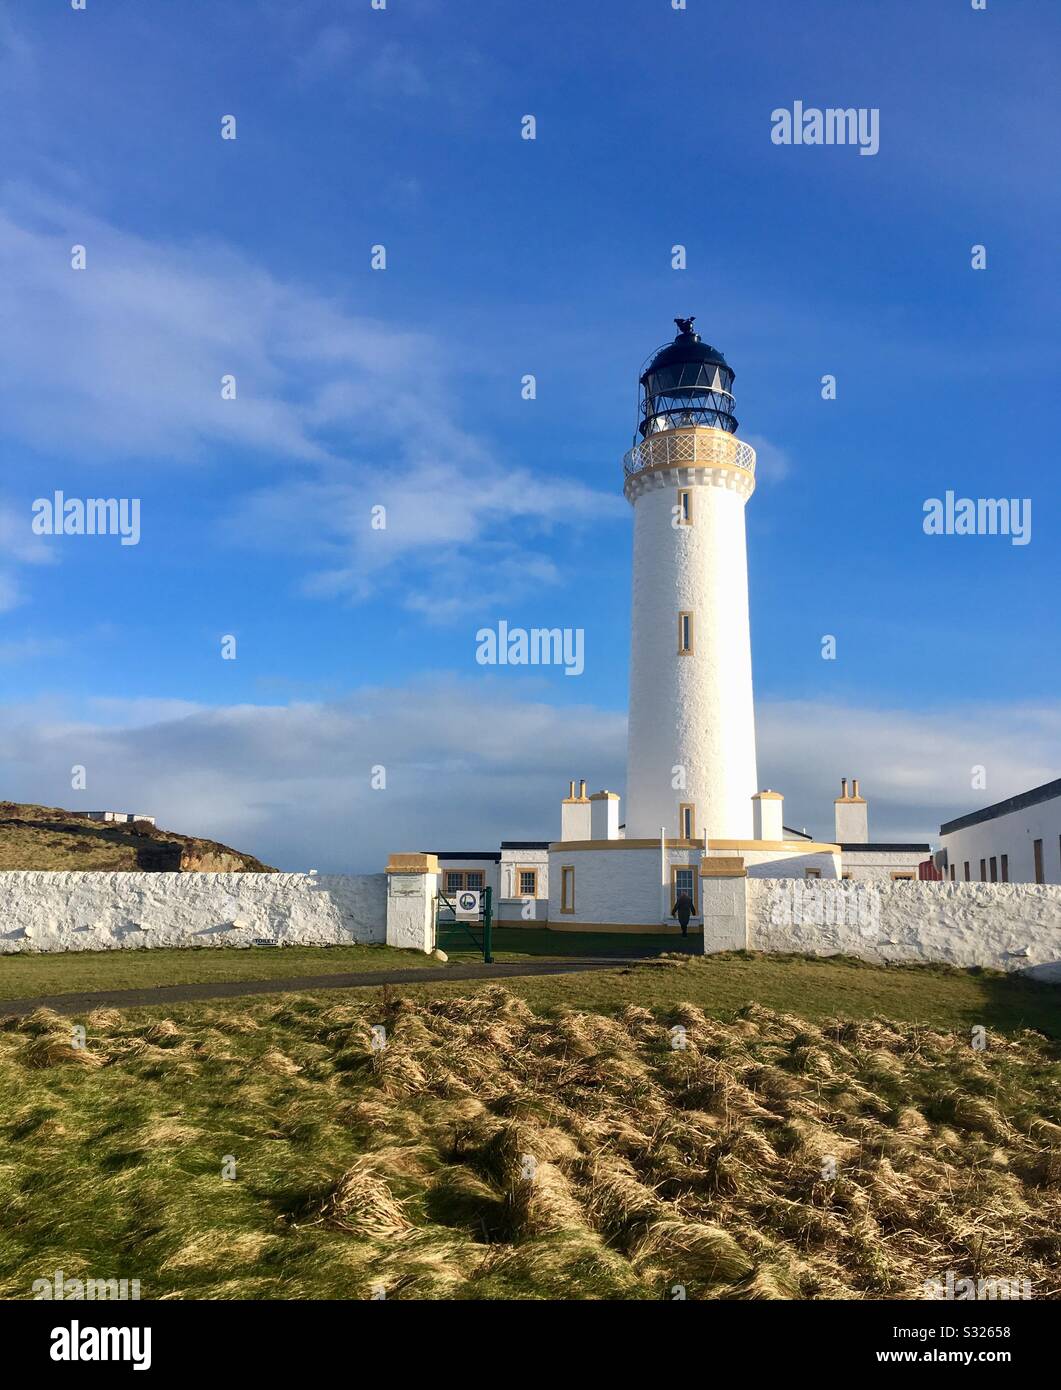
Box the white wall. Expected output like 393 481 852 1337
625 445 758 841
546 846 702 928
748 878 1061 975
840 849 928 882
941 794 1061 885
498 848 549 901
0 872 386 953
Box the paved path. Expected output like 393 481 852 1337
0 955 660 1018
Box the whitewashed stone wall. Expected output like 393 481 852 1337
749 879 1061 977
0 872 387 953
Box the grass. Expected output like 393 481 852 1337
1 944 1059 1043
0 973 1058 1301
0 943 442 998
0 928 686 1001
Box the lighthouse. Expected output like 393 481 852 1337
623 318 759 841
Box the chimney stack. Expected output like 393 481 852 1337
752 789 784 841
834 776 868 844
561 777 592 842
589 790 621 840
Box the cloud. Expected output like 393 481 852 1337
0 186 620 612
0 498 57 611
294 24 356 83
1 684 1057 874
745 434 791 483
757 699 1061 843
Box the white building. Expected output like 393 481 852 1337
429 843 550 924
939 777 1061 885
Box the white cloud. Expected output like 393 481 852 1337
0 497 57 611
745 434 791 483
0 187 620 613
1 685 1057 873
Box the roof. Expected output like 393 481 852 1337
840 843 932 853
642 330 730 382
428 852 501 863
783 825 813 840
939 776 1061 837
500 841 550 850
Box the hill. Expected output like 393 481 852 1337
0 803 275 873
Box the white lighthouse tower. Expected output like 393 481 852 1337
623 318 759 841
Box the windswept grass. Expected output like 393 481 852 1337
0 975 1058 1300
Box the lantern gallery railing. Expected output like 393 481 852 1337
622 428 757 478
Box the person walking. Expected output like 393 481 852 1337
671 889 694 937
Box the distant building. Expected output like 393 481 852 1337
86 812 156 826
939 778 1061 885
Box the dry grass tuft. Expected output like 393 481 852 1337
0 980 1057 1300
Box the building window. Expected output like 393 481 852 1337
804 868 821 880
678 611 694 654
989 856 998 883
444 871 464 894
891 871 915 881
1000 855 1008 883
677 488 693 525
1033 839 1044 885
842 872 853 880
963 861 970 882
949 864 955 882
519 868 538 897
466 871 484 891
560 865 574 914
979 859 987 883
671 866 697 913
679 803 696 839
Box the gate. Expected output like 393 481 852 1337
435 885 494 963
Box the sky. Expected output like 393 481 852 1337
0 0 1058 871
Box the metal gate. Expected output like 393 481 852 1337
435 885 494 962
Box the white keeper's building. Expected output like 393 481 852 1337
938 778 1061 886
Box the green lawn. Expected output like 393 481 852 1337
0 928 686 1001
0 942 441 998
1 938 1058 1042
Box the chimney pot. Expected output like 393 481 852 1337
579 779 586 799
568 779 575 799
841 778 848 797
853 778 860 798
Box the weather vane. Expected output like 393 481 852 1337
674 316 696 335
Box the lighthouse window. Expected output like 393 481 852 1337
677 489 693 525
679 803 696 839
678 611 694 654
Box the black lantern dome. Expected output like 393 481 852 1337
637 317 738 439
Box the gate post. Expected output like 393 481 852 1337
699 856 748 953
385 853 439 953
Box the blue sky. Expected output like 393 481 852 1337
1 0 1058 870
